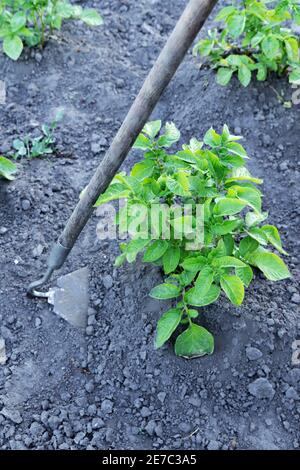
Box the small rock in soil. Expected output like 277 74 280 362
0 407 23 424
246 346 263 361
157 392 166 403
101 399 114 414
21 199 31 211
207 440 221 450
291 293 300 304
285 387 299 400
248 378 275 399
29 422 45 438
103 274 113 289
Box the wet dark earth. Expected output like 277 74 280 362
0 0 300 450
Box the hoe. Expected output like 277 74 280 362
27 0 218 326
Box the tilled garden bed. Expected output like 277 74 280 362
0 0 300 450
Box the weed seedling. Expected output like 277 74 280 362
95 121 291 358
194 0 300 86
13 111 63 159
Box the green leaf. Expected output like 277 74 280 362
195 38 213 56
178 270 198 287
133 133 151 150
216 67 233 86
175 324 214 358
166 176 189 197
215 6 236 21
227 13 246 38
203 128 222 147
261 225 288 255
212 219 242 236
143 240 169 262
3 35 23 60
247 227 268 245
155 308 182 349
226 142 248 158
234 186 262 212
251 31 264 47
143 120 161 139
184 284 221 307
171 215 195 236
163 246 181 274
239 236 259 257
194 267 214 296
125 238 150 263
157 122 180 148
180 256 207 272
0 156 17 180
245 211 268 228
189 138 203 152
131 160 154 180
10 12 26 32
238 64 251 87
177 170 190 193
284 38 299 62
149 283 181 300
80 9 103 26
225 168 263 185
208 239 227 260
289 67 300 84
57 1 75 17
213 197 246 216
221 153 245 168
94 183 130 205
220 274 244 306
252 251 291 281
188 309 199 319
256 63 268 81
114 252 126 267
261 36 280 59
227 54 242 66
235 265 253 287
212 256 246 268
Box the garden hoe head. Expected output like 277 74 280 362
47 267 89 328
28 246 89 329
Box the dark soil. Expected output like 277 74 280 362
1 0 300 450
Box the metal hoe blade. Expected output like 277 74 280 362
48 267 89 328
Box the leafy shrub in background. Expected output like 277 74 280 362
194 0 300 86
0 0 103 60
0 155 17 179
95 121 291 358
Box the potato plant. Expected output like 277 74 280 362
95 121 290 358
0 0 103 60
194 0 300 86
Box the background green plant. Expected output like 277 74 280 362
95 121 291 358
0 0 103 60
194 0 300 87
